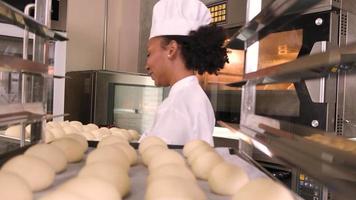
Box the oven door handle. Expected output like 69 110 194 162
23 3 35 60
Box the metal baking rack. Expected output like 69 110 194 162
220 0 356 199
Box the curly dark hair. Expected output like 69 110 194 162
161 24 229 75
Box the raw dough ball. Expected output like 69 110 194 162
0 171 33 200
1 155 55 191
44 129 55 143
139 136 167 155
58 177 121 200
39 190 84 200
191 151 223 180
110 129 131 141
78 162 131 197
148 150 186 172
127 129 140 140
49 127 65 139
208 162 249 195
62 126 78 134
69 121 83 131
146 177 205 200
51 138 84 163
147 164 196 184
91 129 111 140
97 135 128 148
46 121 61 129
86 146 130 172
109 143 138 165
64 134 88 152
187 145 213 165
4 125 30 139
183 139 211 157
232 178 294 200
83 123 99 131
141 145 167 166
80 131 96 140
25 143 68 173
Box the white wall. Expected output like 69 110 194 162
66 0 141 73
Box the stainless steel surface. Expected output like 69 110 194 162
23 3 35 60
65 70 164 132
262 0 340 15
219 120 356 200
102 0 108 70
228 43 356 87
226 0 321 49
0 55 49 73
0 1 67 41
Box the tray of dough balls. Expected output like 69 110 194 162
0 124 298 200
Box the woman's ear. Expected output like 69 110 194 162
167 40 179 59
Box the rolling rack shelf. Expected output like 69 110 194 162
221 0 356 199
0 1 67 164
0 1 68 41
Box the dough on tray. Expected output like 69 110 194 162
0 171 33 200
145 177 205 200
25 143 68 173
50 138 84 163
232 178 294 200
1 155 55 192
208 161 249 195
58 177 121 200
139 136 167 155
191 151 223 180
78 162 131 197
183 139 211 157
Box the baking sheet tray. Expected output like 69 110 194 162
34 147 267 200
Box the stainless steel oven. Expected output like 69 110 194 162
64 70 166 133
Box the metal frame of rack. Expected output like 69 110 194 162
221 0 356 199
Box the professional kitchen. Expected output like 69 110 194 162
0 0 355 199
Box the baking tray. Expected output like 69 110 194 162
34 147 268 200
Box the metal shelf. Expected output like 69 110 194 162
0 1 67 41
218 120 356 200
227 43 356 87
225 0 321 49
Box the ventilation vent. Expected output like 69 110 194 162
340 13 348 37
336 115 343 135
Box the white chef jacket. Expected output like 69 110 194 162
141 75 215 145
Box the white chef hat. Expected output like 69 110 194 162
149 0 212 39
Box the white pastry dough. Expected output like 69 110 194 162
148 150 186 172
187 145 213 165
58 177 121 200
0 171 33 200
208 162 249 195
232 178 294 200
127 129 140 140
51 138 84 163
86 146 130 172
48 127 65 139
25 143 68 173
97 135 128 148
78 162 131 197
39 190 85 200
139 136 167 155
145 177 205 200
64 134 88 152
4 125 30 139
147 164 196 184
183 139 211 157
1 155 55 192
191 151 223 180
110 143 138 165
83 123 99 131
141 145 167 166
